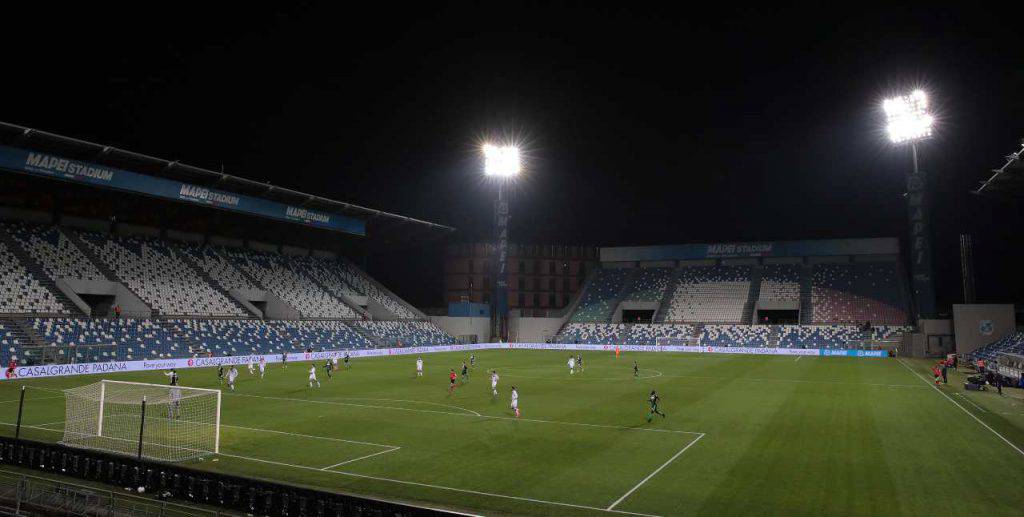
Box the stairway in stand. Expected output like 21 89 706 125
0 226 84 316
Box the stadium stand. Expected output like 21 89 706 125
221 247 358 319
279 320 373 350
664 266 751 323
164 319 292 356
758 264 800 304
77 232 247 317
699 324 774 347
970 331 1024 362
0 241 68 315
4 222 106 282
335 260 417 319
569 268 631 322
26 318 179 363
177 244 260 292
353 320 458 347
811 263 907 325
623 267 674 302
557 322 695 345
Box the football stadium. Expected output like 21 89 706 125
1 5 1023 517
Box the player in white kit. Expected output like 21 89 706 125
416 357 424 377
510 386 519 418
248 359 256 375
308 364 320 388
490 370 499 396
258 357 266 379
227 365 238 391
568 356 576 375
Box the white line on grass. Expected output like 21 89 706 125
216 451 659 517
795 356 801 362
0 395 63 403
228 392 702 435
320 446 401 470
956 393 987 413
606 433 705 511
896 359 1024 458
222 423 399 448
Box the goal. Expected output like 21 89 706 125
60 380 221 462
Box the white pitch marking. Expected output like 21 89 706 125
337 397 481 417
606 433 705 510
216 451 659 517
795 356 801 362
223 423 399 448
320 446 401 470
229 392 702 435
897 359 1024 458
956 393 987 413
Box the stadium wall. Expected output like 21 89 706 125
430 316 490 343
510 316 564 343
952 304 1017 355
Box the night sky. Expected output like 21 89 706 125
4 4 1023 310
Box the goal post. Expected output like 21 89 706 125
61 380 221 462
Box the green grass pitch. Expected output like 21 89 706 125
1 350 1023 516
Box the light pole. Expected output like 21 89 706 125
482 144 521 342
883 89 936 320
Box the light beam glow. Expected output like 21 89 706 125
482 144 521 177
883 89 933 144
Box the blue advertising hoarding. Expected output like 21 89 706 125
0 145 365 236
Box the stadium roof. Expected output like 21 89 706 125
0 121 455 237
975 139 1024 197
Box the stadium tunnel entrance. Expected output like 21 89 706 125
756 309 799 325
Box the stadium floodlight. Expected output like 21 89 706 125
883 89 933 144
482 144 521 177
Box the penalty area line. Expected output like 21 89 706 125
320 446 402 470
896 359 1024 458
217 451 659 517
606 433 705 511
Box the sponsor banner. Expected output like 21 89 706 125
0 145 365 236
2 343 883 381
600 238 899 262
818 349 888 358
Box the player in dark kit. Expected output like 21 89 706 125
647 390 666 422
576 354 583 373
218 364 225 383
343 352 351 369
470 354 476 368
633 360 639 378
324 359 334 379
461 362 469 382
281 352 287 368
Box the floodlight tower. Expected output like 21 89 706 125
883 89 936 320
482 144 521 342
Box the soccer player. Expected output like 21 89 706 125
217 364 225 384
490 370 499 397
168 386 181 419
343 352 351 369
460 362 469 382
5 358 17 379
164 369 179 386
324 359 334 379
258 357 266 379
227 365 238 391
308 364 321 388
448 369 457 395
248 359 256 376
332 355 339 371
416 357 424 377
633 360 639 378
281 351 288 369
568 355 575 375
576 354 583 373
646 390 666 422
470 354 476 368
510 386 520 418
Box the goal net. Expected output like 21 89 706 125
61 380 220 462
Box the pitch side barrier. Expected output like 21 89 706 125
3 344 887 381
